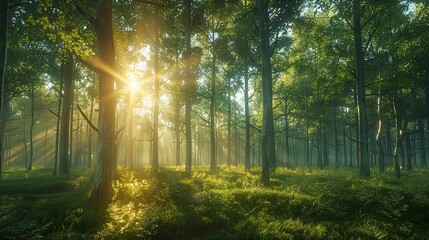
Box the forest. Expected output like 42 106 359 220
0 0 428 239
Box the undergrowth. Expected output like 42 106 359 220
1 166 428 239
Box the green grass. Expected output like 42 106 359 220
1 166 429 239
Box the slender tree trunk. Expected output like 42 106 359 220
376 87 385 172
227 77 231 168
69 80 74 168
317 92 322 169
244 64 250 172
58 51 73 175
87 83 95 168
23 118 28 169
89 0 116 207
323 127 329 167
0 0 9 178
184 0 192 175
385 118 393 166
53 69 64 175
78 120 83 167
174 92 181 167
425 72 429 138
257 0 276 186
333 101 339 168
353 0 370 178
284 101 290 168
151 24 160 174
28 77 35 171
209 30 216 171
304 81 310 168
393 93 401 179
418 118 427 168
343 122 347 166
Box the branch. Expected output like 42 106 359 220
77 104 98 133
362 3 395 30
193 110 210 124
47 108 60 119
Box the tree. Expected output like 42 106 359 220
184 0 193 175
257 0 276 186
89 0 116 207
58 51 74 175
353 0 370 178
0 0 9 178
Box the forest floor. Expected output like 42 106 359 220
1 166 429 239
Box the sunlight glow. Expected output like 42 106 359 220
127 74 140 94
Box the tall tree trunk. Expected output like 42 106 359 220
385 118 393 166
89 0 116 207
317 92 322 169
28 77 35 171
244 64 250 172
23 118 28 169
87 82 95 168
151 24 160 174
333 101 339 168
418 118 427 168
393 93 401 179
425 72 429 137
174 88 181 167
209 30 216 171
343 122 347 166
69 80 74 168
257 0 276 186
58 51 73 175
323 127 329 167
305 83 310 168
53 67 64 175
227 77 231 168
184 0 192 175
353 0 370 178
0 0 9 178
376 86 385 172
284 100 290 168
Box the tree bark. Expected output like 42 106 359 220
23 118 28 169
244 63 250 172
174 65 181 167
425 72 429 139
28 76 35 171
58 51 73 175
89 0 116 207
418 118 427 168
376 86 385 172
317 92 322 169
333 101 339 168
87 82 95 168
227 77 231 168
284 100 290 168
353 0 370 178
151 24 160 174
53 64 64 175
393 93 401 179
0 0 9 178
305 82 310 168
257 0 276 186
184 0 192 176
209 29 216 171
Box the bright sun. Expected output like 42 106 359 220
126 72 140 94
128 79 139 93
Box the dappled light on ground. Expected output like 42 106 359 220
1 167 429 239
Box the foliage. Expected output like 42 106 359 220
3 167 428 239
